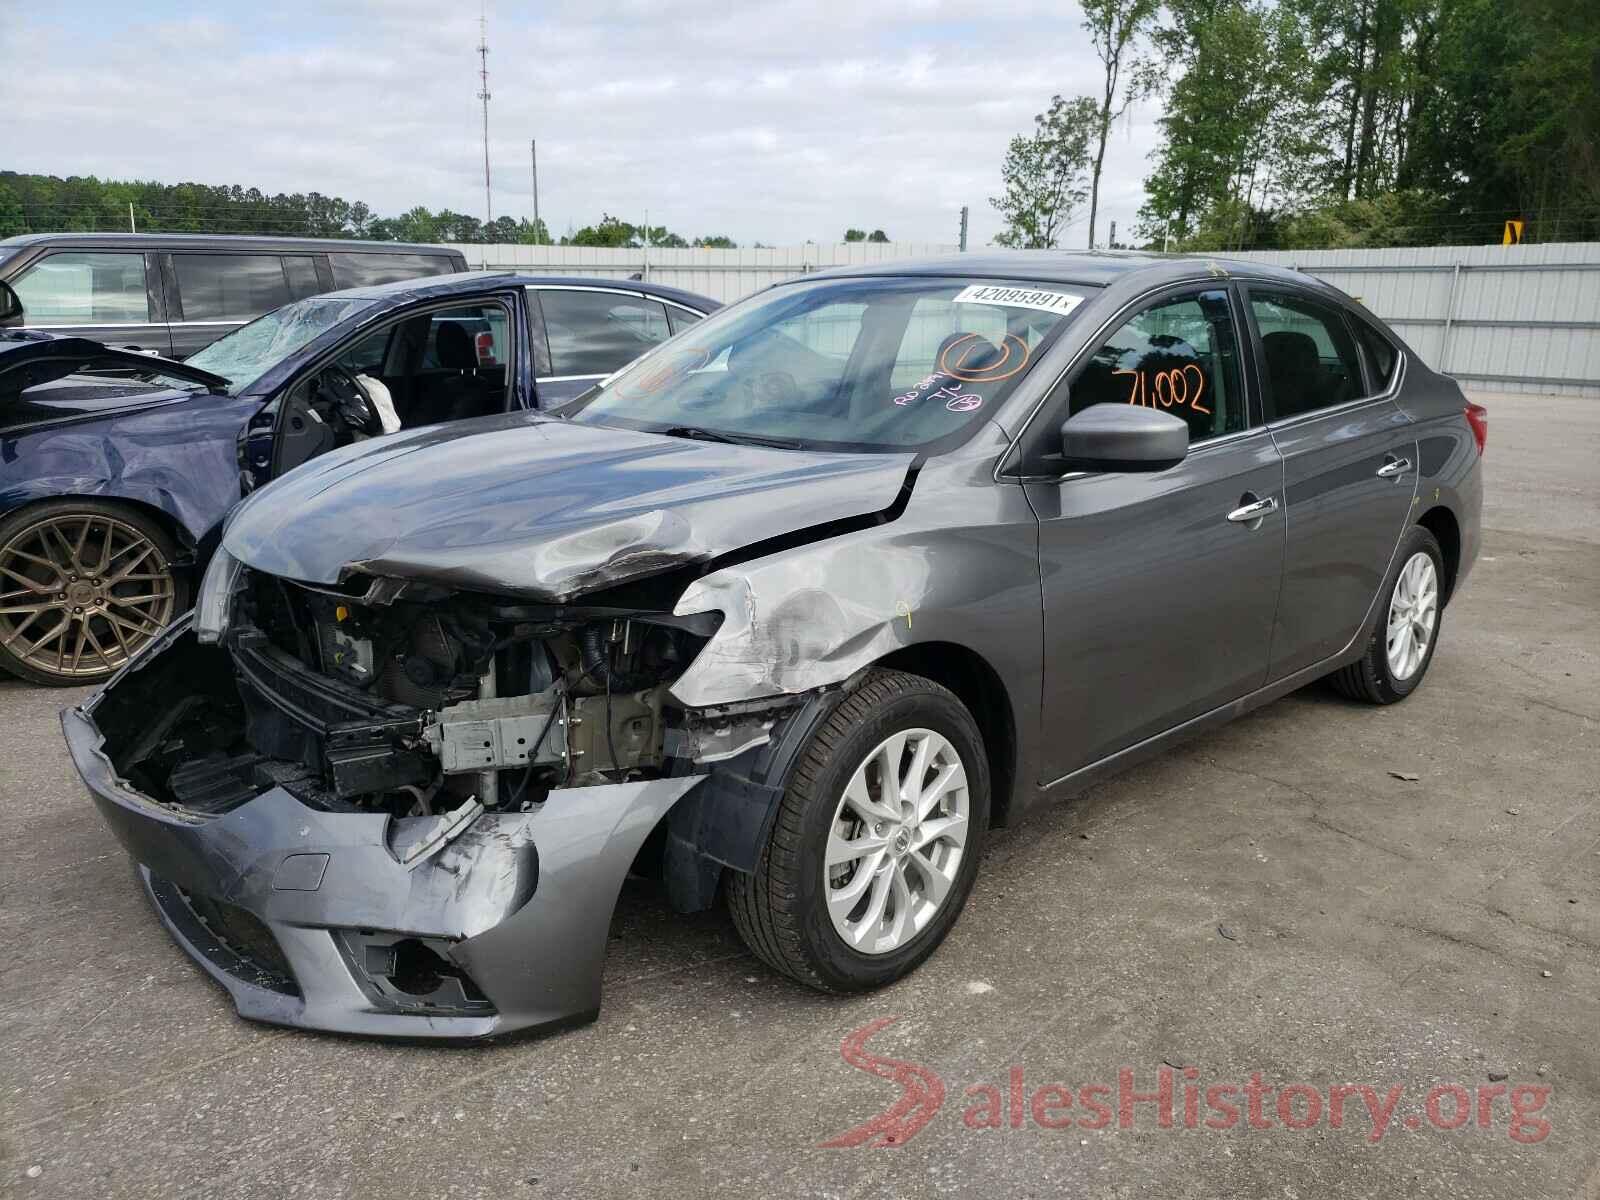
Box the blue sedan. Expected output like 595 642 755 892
0 272 716 683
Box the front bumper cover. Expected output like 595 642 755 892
63 616 703 1040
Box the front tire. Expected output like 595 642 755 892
729 669 990 992
1330 525 1445 705
0 500 186 686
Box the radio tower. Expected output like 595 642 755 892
476 6 492 242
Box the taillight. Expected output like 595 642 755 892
1465 402 1488 455
474 331 497 366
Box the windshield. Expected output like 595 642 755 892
564 276 1090 452
186 297 374 395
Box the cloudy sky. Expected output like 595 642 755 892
0 0 1164 249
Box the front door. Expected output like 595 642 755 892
1023 286 1285 783
1243 285 1418 680
240 294 527 492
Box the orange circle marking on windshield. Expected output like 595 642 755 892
616 346 712 398
939 333 1031 383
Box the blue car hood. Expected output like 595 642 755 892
222 412 913 600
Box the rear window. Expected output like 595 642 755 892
329 253 458 289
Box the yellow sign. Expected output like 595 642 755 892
1503 219 1525 246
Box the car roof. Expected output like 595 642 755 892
0 232 462 255
802 249 1327 292
319 270 719 310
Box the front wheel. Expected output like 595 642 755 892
729 669 990 992
0 500 186 686
1330 525 1445 704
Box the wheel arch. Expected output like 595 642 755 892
1 491 201 563
1416 505 1461 604
872 641 1018 829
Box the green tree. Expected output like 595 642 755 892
991 94 1098 248
0 184 26 237
694 234 738 248
842 228 867 242
1080 0 1162 249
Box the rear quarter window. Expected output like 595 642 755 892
1356 319 1398 390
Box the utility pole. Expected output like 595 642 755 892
958 205 969 252
128 202 136 233
1108 220 1117 250
476 6 492 261
529 138 541 242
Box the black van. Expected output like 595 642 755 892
0 233 468 358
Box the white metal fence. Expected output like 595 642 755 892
444 240 1600 397
440 242 958 306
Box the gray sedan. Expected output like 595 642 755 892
64 252 1483 1038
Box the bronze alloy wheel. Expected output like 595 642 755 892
0 509 179 684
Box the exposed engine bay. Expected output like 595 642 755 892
96 568 767 823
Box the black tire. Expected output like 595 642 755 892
729 669 990 992
1329 525 1445 705
0 499 188 687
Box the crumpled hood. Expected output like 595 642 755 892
222 412 913 600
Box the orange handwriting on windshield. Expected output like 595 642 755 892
1113 364 1210 415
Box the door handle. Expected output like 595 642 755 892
121 345 163 356
1227 494 1279 524
1376 456 1411 478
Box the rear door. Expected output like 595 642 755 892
528 286 678 406
165 251 294 358
8 249 172 357
1023 285 1285 782
1243 284 1418 680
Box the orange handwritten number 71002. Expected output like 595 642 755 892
1113 366 1210 415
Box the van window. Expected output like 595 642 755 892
174 254 291 322
283 255 323 300
328 253 457 289
12 252 150 325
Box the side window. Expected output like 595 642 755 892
1249 290 1363 420
423 305 510 370
666 305 705 335
334 326 393 375
283 255 323 300
328 253 455 289
12 252 150 325
173 254 291 323
539 290 673 377
1069 289 1246 443
1354 318 1398 391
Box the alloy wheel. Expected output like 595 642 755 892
0 513 177 680
825 728 971 955
1386 550 1438 681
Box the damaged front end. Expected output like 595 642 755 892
64 563 799 1039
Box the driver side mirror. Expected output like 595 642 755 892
1059 402 1189 472
0 282 23 327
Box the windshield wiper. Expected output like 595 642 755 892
659 425 806 451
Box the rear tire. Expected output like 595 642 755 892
1330 525 1444 705
729 669 989 992
0 499 186 687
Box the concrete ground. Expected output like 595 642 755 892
1 390 1595 1199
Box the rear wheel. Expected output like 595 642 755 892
1330 525 1444 705
0 500 186 686
729 669 989 991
